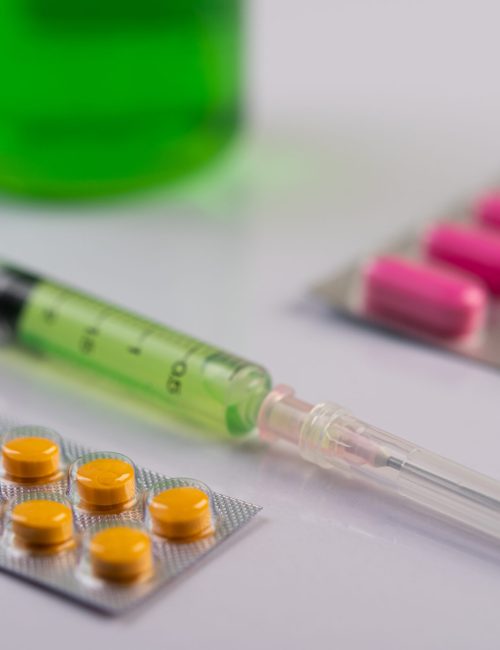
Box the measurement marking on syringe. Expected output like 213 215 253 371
164 343 203 395
185 343 203 360
79 308 111 354
128 327 155 356
42 289 70 325
76 306 110 337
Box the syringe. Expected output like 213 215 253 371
0 264 271 435
2 263 500 542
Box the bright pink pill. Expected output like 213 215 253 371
424 222 500 295
363 255 486 338
474 191 500 229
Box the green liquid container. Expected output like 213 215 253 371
0 0 242 198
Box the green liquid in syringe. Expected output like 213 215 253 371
2 268 271 435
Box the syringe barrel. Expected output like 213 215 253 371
0 265 272 435
259 387 500 540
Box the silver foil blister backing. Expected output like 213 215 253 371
312 202 500 368
0 419 261 614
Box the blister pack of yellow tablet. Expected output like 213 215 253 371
0 418 261 614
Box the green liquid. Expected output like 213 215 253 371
0 0 242 198
17 281 271 435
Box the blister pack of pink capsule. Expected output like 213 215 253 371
313 190 500 367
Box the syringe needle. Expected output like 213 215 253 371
386 456 500 512
259 386 500 541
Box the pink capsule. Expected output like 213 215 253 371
474 191 500 230
424 222 500 295
363 255 486 338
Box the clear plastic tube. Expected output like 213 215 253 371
258 385 500 541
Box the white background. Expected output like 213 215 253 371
1 1 500 648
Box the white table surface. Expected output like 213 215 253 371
2 2 500 648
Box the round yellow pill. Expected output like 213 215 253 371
12 500 73 547
90 527 153 582
76 458 135 509
2 437 60 480
149 486 212 540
